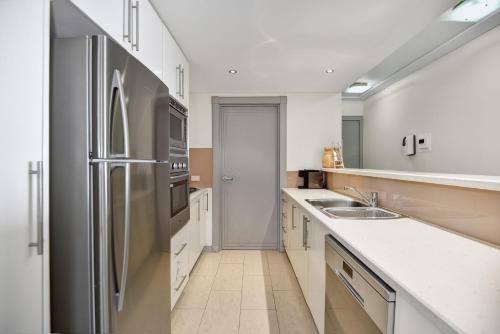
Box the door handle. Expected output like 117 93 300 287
28 161 43 255
124 0 133 43
222 176 234 182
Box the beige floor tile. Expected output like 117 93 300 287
239 310 280 334
184 275 214 293
213 263 243 291
221 250 246 263
175 289 210 309
274 290 318 334
270 266 300 291
244 254 270 275
198 291 241 334
241 275 274 309
191 254 220 277
265 250 289 264
171 308 204 334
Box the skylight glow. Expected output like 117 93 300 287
345 82 371 94
441 0 500 23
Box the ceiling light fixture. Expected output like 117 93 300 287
325 69 335 73
345 82 371 94
228 69 238 74
441 0 500 23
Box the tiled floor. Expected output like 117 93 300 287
172 250 318 334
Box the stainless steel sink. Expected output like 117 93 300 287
306 198 402 220
305 199 367 208
324 207 402 219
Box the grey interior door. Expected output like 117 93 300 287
221 105 279 249
342 117 363 168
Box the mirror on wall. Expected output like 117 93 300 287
340 4 500 177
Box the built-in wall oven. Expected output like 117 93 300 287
325 235 396 334
169 96 189 236
169 96 188 151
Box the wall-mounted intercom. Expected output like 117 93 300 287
402 134 416 156
416 133 432 152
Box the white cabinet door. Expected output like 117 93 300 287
162 26 189 107
281 197 289 249
295 209 309 297
188 199 201 272
0 1 49 333
71 0 130 50
307 218 328 334
130 0 163 79
199 192 209 248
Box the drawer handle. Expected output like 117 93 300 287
174 243 187 256
335 269 364 307
174 275 187 291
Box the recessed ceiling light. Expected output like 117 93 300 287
228 69 238 74
441 0 500 23
325 69 335 74
345 82 371 94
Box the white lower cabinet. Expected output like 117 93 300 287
282 192 446 334
282 193 328 334
170 189 211 309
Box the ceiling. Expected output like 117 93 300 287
151 0 456 93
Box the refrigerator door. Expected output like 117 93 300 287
92 35 169 161
94 160 171 334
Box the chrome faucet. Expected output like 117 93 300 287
344 186 378 207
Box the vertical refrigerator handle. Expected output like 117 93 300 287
110 162 132 312
111 70 131 158
28 161 43 255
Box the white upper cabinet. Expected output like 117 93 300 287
130 0 163 79
70 0 163 79
70 0 131 49
163 26 189 108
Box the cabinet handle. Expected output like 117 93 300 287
132 1 139 51
176 65 182 96
197 199 201 221
124 0 132 43
303 216 310 250
174 242 187 256
28 161 43 255
291 205 296 229
180 67 185 98
174 274 187 291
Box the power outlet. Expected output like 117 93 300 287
416 133 432 152
191 175 201 182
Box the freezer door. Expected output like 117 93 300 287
92 35 170 161
94 161 170 334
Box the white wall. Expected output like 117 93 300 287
342 100 364 116
189 93 342 170
363 25 500 175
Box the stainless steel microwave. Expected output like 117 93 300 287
169 96 188 151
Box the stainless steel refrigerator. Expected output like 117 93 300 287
50 35 171 334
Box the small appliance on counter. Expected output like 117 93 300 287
298 170 326 189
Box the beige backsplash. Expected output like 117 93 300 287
327 172 500 247
189 148 213 188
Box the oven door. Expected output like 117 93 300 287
170 173 190 236
169 107 187 150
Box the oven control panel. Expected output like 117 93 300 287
170 154 189 173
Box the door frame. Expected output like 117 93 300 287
342 116 364 168
212 96 287 251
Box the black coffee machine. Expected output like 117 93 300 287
298 170 326 189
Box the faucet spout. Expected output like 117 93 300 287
344 186 378 207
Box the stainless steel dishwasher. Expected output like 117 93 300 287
325 235 396 334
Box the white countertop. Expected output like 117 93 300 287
282 188 500 334
190 187 209 201
323 168 500 192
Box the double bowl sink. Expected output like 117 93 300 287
305 199 402 220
